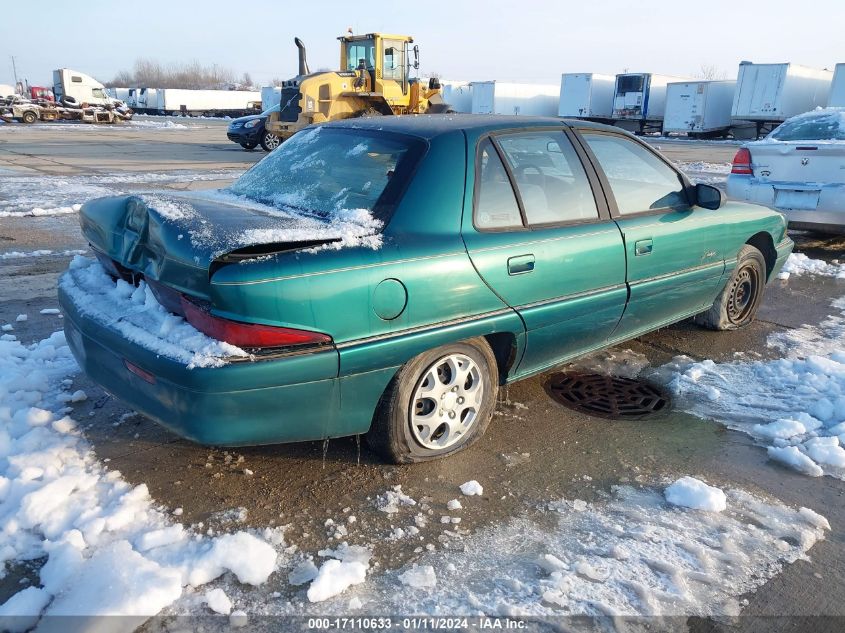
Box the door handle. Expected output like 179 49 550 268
634 239 653 256
507 254 535 275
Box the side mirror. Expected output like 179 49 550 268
695 183 725 210
413 45 420 70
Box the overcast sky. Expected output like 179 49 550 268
2 0 842 87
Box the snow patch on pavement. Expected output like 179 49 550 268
655 295 845 480
0 330 280 628
59 256 248 368
664 477 727 512
778 253 845 280
0 170 243 218
290 485 826 616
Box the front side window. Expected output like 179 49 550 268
346 39 375 71
228 128 422 221
496 131 599 225
474 138 523 230
581 132 689 215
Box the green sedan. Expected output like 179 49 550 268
58 115 793 463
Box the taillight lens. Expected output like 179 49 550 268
180 296 332 349
731 148 753 175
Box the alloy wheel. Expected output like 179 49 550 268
409 353 484 450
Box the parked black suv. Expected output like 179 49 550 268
226 105 281 151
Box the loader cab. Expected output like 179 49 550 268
339 33 415 97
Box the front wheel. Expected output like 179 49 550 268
260 131 281 151
366 339 498 464
697 245 766 330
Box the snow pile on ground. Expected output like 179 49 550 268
375 486 416 514
0 249 87 261
303 484 827 616
59 256 248 368
654 296 845 480
779 253 845 279
664 477 727 512
128 120 189 130
459 480 483 496
0 170 243 218
307 545 372 603
0 330 281 629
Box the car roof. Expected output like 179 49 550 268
321 114 618 139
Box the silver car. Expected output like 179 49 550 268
727 108 845 233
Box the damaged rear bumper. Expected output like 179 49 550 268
59 284 342 446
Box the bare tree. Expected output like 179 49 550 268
695 64 728 80
108 59 250 89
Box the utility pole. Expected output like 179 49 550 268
11 56 19 85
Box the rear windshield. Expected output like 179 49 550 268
770 110 845 141
228 127 424 222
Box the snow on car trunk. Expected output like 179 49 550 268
0 331 282 630
59 256 248 368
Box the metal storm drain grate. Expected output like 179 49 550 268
544 371 670 419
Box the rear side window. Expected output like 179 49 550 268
581 132 689 215
474 138 523 230
496 131 599 225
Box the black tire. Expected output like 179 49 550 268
366 338 498 464
260 131 281 152
240 141 258 150
697 245 766 330
21 111 37 124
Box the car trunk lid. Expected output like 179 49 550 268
79 192 349 299
749 141 845 185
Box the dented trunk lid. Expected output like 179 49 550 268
79 192 344 299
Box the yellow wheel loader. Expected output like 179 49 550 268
266 33 448 141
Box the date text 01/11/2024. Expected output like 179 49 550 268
307 617 527 629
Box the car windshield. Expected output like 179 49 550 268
228 127 420 220
770 110 845 141
261 104 280 116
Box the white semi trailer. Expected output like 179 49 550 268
612 73 693 133
663 80 736 137
470 81 559 116
439 80 473 113
827 63 845 106
558 73 615 120
154 89 262 116
731 62 833 136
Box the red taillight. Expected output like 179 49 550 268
180 296 332 349
124 359 156 384
731 148 753 175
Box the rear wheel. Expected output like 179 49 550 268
21 111 37 124
697 245 766 330
239 141 257 150
366 339 498 464
260 131 281 151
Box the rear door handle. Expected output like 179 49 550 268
507 254 535 275
634 239 653 256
